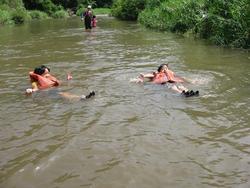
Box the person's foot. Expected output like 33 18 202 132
81 91 95 100
85 91 95 99
194 90 199 96
182 90 199 97
182 90 190 97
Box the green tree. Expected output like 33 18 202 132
111 0 146 20
0 0 24 8
52 0 78 8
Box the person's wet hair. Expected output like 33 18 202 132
34 67 45 75
157 64 168 72
40 65 50 72
33 65 50 75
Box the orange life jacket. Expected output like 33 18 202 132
152 72 169 84
29 72 60 89
165 69 184 83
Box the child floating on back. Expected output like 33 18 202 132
134 64 199 97
26 65 95 100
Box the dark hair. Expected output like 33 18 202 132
34 67 45 75
157 64 168 72
33 65 50 75
40 65 50 72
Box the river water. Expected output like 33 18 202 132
0 16 249 188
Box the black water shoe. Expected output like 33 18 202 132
81 91 95 100
86 91 95 99
182 90 199 97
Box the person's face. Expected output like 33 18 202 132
163 65 168 70
160 65 168 72
44 68 49 74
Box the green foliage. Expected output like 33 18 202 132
138 8 162 29
75 8 81 16
77 0 96 8
0 9 12 25
77 0 113 8
28 10 49 20
145 0 165 9
138 0 249 48
1 0 24 8
0 0 31 24
52 0 78 8
95 0 113 8
11 8 31 24
22 0 61 16
40 0 60 15
93 8 111 15
51 9 68 18
139 0 203 33
170 1 203 33
76 5 85 16
196 0 249 48
111 0 146 20
1 0 113 25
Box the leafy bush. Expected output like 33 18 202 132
41 0 60 16
11 8 31 24
93 8 111 15
145 0 166 9
196 0 249 48
138 0 249 48
169 1 203 33
29 10 49 20
111 0 146 20
139 0 203 33
0 9 12 24
77 0 113 8
1 0 24 9
138 8 163 30
51 9 68 18
76 5 85 16
0 0 27 25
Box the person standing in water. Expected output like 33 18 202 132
81 5 93 31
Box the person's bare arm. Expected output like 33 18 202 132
26 82 39 94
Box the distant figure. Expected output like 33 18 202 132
92 15 97 27
26 65 95 100
81 5 93 31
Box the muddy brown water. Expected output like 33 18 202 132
0 16 249 188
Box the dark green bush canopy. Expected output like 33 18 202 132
111 0 146 20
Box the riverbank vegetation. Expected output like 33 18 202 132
1 0 248 48
112 0 249 49
0 0 112 25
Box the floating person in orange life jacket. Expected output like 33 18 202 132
81 5 93 31
136 64 199 97
26 65 95 100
